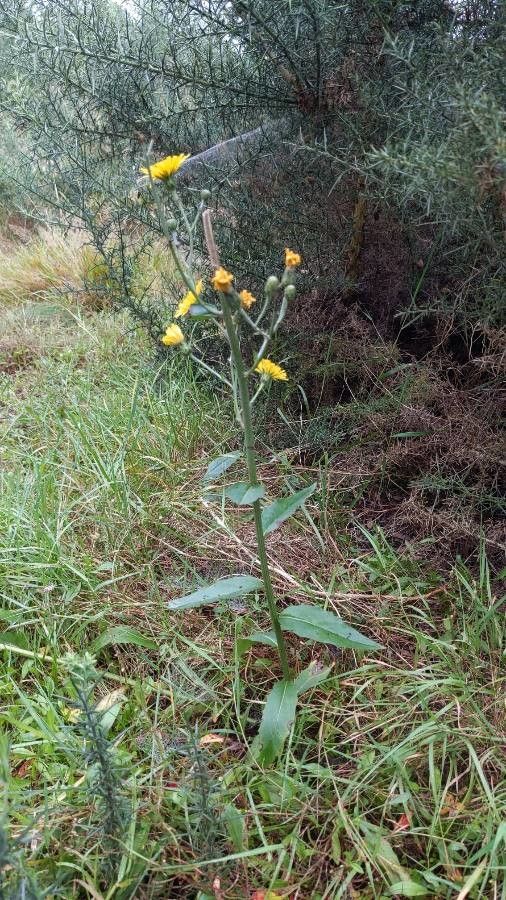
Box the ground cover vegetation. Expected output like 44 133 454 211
0 0 504 897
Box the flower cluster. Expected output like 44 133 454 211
161 254 300 384
148 154 300 386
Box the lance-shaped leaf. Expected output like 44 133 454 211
279 604 382 650
235 630 278 656
189 303 221 318
222 803 246 852
257 678 298 765
168 575 262 611
202 451 241 485
360 822 428 893
223 481 265 505
257 662 333 764
261 483 316 535
91 626 157 654
294 660 332 694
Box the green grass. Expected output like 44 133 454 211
0 295 504 899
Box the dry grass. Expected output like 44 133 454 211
273 299 506 573
0 225 90 303
0 224 183 324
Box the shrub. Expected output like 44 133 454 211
0 0 503 336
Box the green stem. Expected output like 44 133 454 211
238 305 269 337
190 352 233 388
150 182 197 297
167 237 196 296
220 297 291 680
174 192 194 269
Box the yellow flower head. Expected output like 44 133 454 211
140 153 190 181
255 358 288 381
161 323 185 347
285 248 302 268
211 266 234 293
239 289 257 310
175 279 203 318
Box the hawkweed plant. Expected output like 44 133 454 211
142 152 381 763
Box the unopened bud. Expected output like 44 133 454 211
200 189 211 201
284 284 296 300
265 275 280 294
166 218 177 231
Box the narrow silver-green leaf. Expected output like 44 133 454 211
91 626 157 654
189 303 221 318
257 678 298 765
279 604 382 650
261 483 316 535
236 630 278 656
202 451 241 485
168 575 262 611
223 481 265 505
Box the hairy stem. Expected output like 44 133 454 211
220 297 291 680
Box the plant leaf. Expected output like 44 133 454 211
236 630 278 656
294 660 332 694
360 822 413 885
91 626 157 654
168 575 262 611
257 678 298 765
389 882 429 897
0 630 29 651
391 431 428 439
331 821 342 864
202 452 241 485
279 604 382 650
95 688 125 734
223 481 265 504
188 303 221 318
261 483 316 535
222 803 246 852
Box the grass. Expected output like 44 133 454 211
0 242 504 898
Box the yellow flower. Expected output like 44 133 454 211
285 248 301 268
175 279 203 318
140 153 190 180
161 323 185 347
211 266 234 293
255 358 288 381
239 289 257 310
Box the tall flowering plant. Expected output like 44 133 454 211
142 153 381 763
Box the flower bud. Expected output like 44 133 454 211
166 218 177 231
200 189 212 201
284 284 296 300
265 275 280 294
